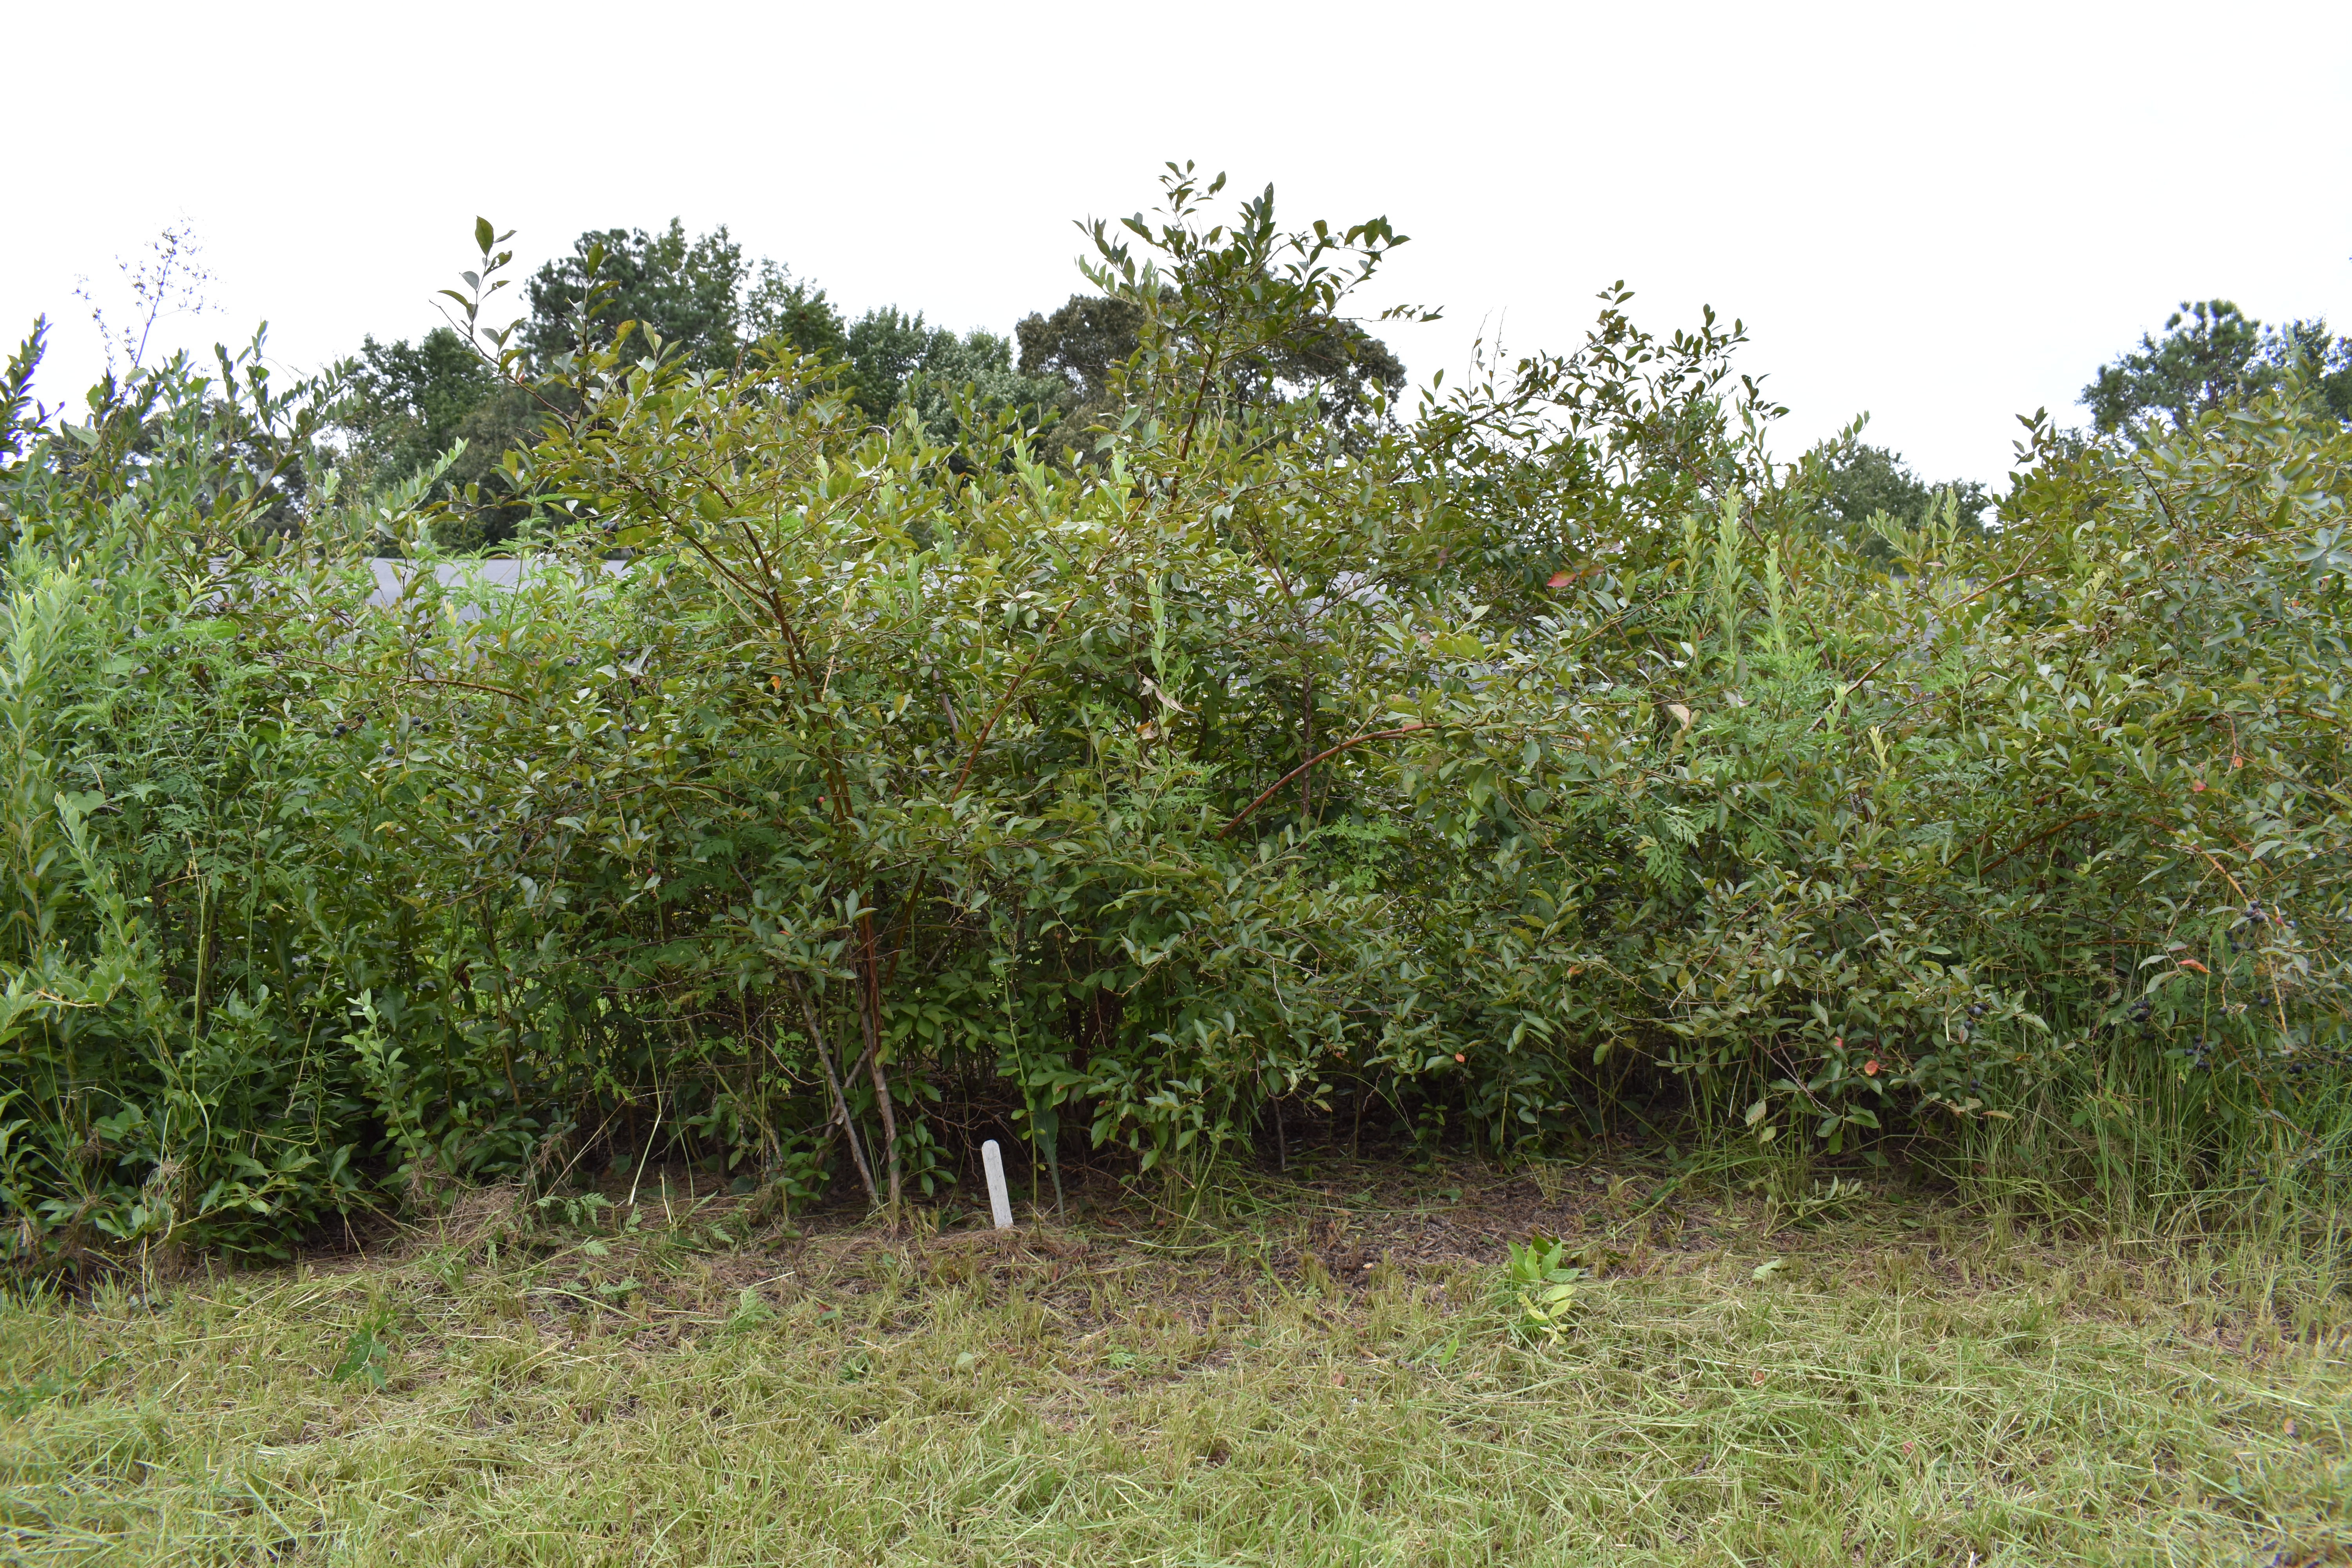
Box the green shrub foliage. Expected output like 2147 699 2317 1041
2 174 2348 1262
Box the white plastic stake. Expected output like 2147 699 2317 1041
981 1140 1015 1229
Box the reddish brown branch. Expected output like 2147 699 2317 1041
1220 724 1430 837
1975 811 2101 878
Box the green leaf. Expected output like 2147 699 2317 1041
1430 632 1486 660
328 1326 390 1389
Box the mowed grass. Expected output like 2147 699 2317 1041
4 1163 2350 1566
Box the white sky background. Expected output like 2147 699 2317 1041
7 0 2347 488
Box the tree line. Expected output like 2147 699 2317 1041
327 219 2352 558
328 218 1410 549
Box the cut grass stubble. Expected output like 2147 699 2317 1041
3 1167 2349 1566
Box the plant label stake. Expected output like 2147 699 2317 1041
982 1140 1015 1229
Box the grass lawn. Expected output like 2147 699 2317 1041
3 1160 2348 1566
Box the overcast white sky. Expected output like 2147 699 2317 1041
8 0 2347 486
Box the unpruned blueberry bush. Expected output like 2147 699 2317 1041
2 174 2346 1265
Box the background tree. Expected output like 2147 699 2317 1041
741 259 851 364
521 219 749 370
1016 294 1148 433
1225 307 1406 429
330 328 539 546
334 232 830 513
1811 437 1992 532
335 327 496 479
1016 289 1406 446
2083 298 2352 434
839 309 1065 436
330 216 1411 544
336 220 1074 525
